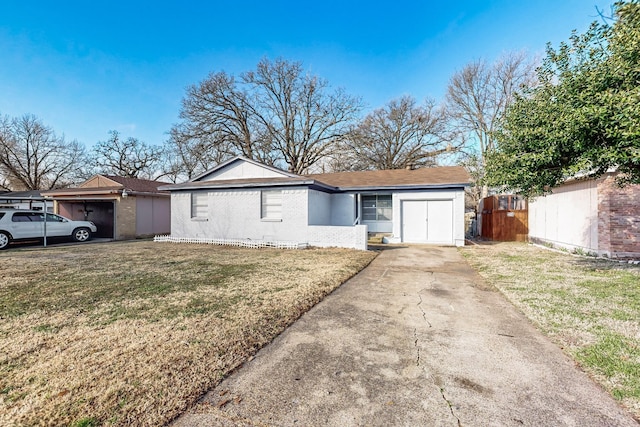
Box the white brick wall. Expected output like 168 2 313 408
308 225 368 250
170 189 368 250
171 188 309 242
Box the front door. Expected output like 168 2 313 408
402 200 454 244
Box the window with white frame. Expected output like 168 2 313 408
191 192 208 218
362 194 392 221
261 190 282 220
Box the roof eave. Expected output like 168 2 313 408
160 181 470 192
337 183 471 192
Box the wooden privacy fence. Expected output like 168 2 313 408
480 195 528 242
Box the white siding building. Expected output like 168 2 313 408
528 173 640 258
161 157 470 250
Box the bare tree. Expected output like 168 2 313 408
445 52 537 198
0 114 88 190
169 58 362 174
341 96 451 170
160 127 235 182
92 130 163 179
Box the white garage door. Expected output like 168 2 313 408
401 200 454 244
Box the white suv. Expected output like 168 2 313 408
0 209 98 249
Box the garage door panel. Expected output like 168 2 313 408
426 199 453 244
402 200 427 243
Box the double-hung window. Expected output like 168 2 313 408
261 190 282 220
362 195 392 221
191 192 208 219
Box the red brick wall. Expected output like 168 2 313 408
598 175 640 257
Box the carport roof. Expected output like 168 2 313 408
42 175 170 197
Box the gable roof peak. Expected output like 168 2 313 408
191 156 300 182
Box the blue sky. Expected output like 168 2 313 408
0 1 613 148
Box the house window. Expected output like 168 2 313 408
362 195 392 221
191 192 208 218
261 190 282 220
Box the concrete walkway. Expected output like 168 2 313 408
173 245 638 426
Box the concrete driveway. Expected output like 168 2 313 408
173 245 638 426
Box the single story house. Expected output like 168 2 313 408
528 172 640 258
41 175 171 240
160 156 470 250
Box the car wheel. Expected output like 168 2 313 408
72 227 91 242
0 231 10 249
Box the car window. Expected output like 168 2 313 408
0 212 5 220
12 212 33 222
11 212 45 222
29 213 45 222
46 213 65 222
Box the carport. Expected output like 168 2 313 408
0 192 60 247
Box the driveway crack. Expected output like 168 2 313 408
417 292 432 328
413 328 420 365
440 387 462 426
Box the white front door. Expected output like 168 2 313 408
401 200 454 244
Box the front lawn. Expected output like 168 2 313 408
0 241 376 426
462 242 640 418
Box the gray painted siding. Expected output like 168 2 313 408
330 193 356 226
308 190 331 225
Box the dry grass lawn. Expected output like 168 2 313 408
0 241 376 426
462 242 640 419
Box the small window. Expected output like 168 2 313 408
498 195 509 211
191 192 208 218
261 190 282 220
362 195 392 221
511 196 526 210
496 195 526 211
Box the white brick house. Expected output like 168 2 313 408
160 157 470 250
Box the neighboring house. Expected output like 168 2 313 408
160 156 470 250
41 175 171 240
528 172 640 258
